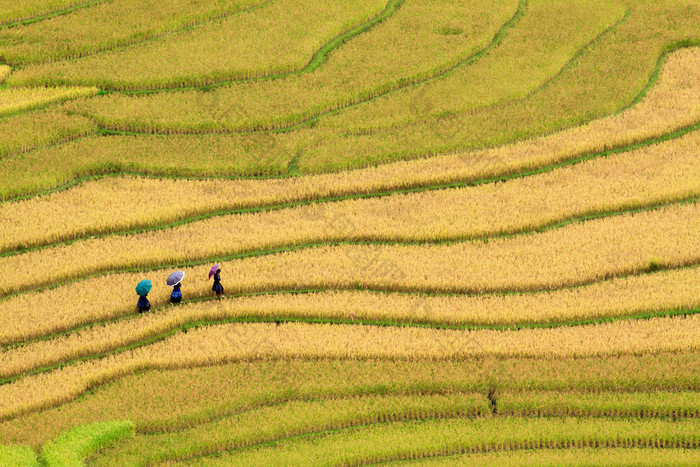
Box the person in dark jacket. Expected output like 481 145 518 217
137 294 151 313
212 268 225 298
170 282 182 304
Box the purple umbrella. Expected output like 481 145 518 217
167 271 185 287
208 264 220 280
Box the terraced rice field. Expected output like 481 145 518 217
0 0 698 464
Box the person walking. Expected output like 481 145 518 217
170 281 182 304
135 279 152 313
137 294 151 313
212 268 225 298
167 271 185 304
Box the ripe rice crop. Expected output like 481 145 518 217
0 85 97 117
0 0 263 65
64 0 519 129
2 1 700 461
4 314 700 380
2 353 697 447
0 315 698 421
1 261 697 348
395 448 700 467
1 128 698 253
0 201 696 297
3 267 699 378
0 109 96 160
8 0 388 89
174 417 700 466
91 393 490 465
0 65 9 83
0 44 696 200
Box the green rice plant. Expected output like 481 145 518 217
60 0 519 129
173 417 700 465
7 0 389 89
84 0 623 134
499 391 700 418
2 353 697 448
0 0 264 65
0 132 306 201
53 0 697 149
0 444 37 466
90 393 490 465
299 2 700 173
317 0 629 134
0 421 134 466
39 420 134 466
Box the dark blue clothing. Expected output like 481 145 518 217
137 295 150 312
212 273 224 294
170 284 182 303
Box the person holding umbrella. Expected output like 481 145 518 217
209 263 225 298
167 271 185 304
135 279 152 313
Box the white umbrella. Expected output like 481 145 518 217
166 271 185 287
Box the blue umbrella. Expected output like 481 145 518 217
135 280 152 296
167 271 185 287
